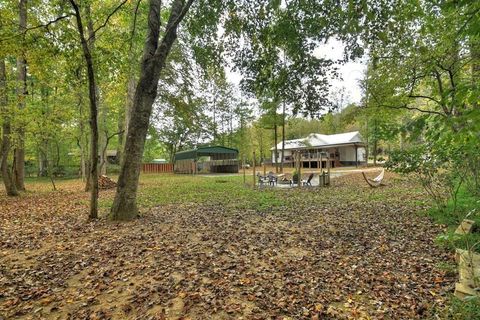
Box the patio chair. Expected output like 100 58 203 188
267 173 277 186
301 173 314 186
290 174 299 186
257 173 266 187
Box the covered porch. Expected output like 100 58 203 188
273 143 366 169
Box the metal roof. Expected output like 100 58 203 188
271 131 364 150
174 146 239 161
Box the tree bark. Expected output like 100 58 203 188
119 2 142 165
121 76 136 158
116 110 124 165
257 125 264 162
14 0 27 191
372 118 378 166
274 122 278 173
78 102 88 180
0 59 19 196
37 140 48 177
280 100 286 173
212 92 217 142
85 3 108 177
471 38 480 109
70 0 100 219
99 127 108 175
110 0 193 220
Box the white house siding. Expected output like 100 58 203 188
271 149 292 163
338 146 367 165
269 131 367 166
357 147 366 162
338 146 356 162
271 152 276 163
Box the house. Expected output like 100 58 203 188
271 131 366 168
174 146 239 174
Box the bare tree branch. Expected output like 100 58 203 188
433 69 451 115
0 14 73 43
158 0 195 47
370 103 447 117
369 90 446 117
129 0 143 52
408 94 442 105
88 0 129 42
107 129 125 142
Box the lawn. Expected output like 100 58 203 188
0 172 456 319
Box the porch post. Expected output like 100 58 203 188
317 149 320 170
355 144 358 168
298 151 302 188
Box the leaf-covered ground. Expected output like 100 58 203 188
0 172 455 319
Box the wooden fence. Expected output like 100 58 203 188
142 163 173 174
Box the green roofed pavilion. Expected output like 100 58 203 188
174 146 239 174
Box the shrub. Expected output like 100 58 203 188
386 146 451 211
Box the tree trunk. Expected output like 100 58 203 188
78 119 88 181
116 111 124 165
274 122 278 173
1 59 19 196
75 66 88 180
111 0 193 220
118 2 140 166
471 38 480 109
280 100 286 173
85 3 107 177
212 94 217 142
14 0 27 191
37 141 48 177
99 129 108 175
372 118 378 166
120 75 136 162
80 145 86 178
257 125 263 162
364 114 369 167
70 0 99 219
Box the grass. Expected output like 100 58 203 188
433 295 480 320
429 187 480 226
424 185 480 318
429 186 480 253
99 174 284 213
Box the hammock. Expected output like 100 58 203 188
362 168 385 187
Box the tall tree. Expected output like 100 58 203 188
69 0 100 219
119 0 143 165
14 0 27 191
110 0 194 220
258 100 280 172
0 58 19 196
84 3 106 178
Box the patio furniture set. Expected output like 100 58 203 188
256 172 314 187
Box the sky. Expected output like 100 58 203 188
314 39 367 105
226 38 366 108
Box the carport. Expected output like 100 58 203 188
174 146 239 174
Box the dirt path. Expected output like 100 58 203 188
0 173 454 319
